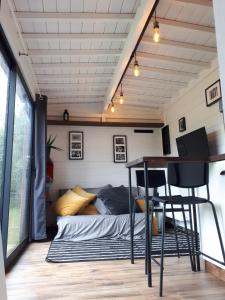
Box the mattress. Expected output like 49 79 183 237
54 213 145 242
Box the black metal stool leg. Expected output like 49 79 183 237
171 203 180 258
209 201 225 263
181 204 194 270
192 203 200 271
159 202 166 297
128 167 134 264
148 200 154 287
188 204 196 271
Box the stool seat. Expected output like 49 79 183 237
152 195 208 205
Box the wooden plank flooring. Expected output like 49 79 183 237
6 242 225 300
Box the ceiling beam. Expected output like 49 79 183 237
119 87 172 98
114 102 161 110
125 75 187 87
137 51 210 68
28 49 121 57
116 89 171 99
174 0 212 7
35 73 113 80
104 0 158 112
32 62 117 70
124 79 184 90
124 82 177 93
141 36 217 54
39 84 107 90
48 98 104 104
39 83 108 88
157 17 214 33
128 65 198 79
15 12 135 22
23 33 128 41
41 90 106 96
114 94 170 103
47 95 104 100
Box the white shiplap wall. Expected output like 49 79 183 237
164 64 225 269
47 125 162 201
165 65 225 156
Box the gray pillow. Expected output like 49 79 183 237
97 185 141 215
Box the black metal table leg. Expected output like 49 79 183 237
144 162 152 286
128 167 134 264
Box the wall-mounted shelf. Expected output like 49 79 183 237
47 120 164 128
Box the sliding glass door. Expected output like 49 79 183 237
0 27 34 264
7 76 33 256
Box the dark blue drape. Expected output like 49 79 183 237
31 94 47 240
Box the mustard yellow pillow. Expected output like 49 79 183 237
72 185 97 202
53 190 90 216
78 204 99 215
137 198 145 212
137 198 158 235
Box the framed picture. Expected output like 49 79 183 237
113 135 127 163
205 79 222 107
178 117 186 132
69 131 83 160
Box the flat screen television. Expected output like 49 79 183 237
176 127 209 160
162 125 171 155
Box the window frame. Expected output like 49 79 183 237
0 25 35 270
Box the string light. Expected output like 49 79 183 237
133 52 140 77
153 10 160 43
119 83 124 104
111 102 115 112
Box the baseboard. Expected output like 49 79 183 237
205 260 225 282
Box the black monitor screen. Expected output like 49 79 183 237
176 127 209 160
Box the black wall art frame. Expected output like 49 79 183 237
179 117 186 132
205 79 222 107
69 131 83 160
113 135 127 163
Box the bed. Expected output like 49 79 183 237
54 213 145 242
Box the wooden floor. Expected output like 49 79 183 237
6 242 225 300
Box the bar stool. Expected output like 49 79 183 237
134 170 181 277
151 162 225 297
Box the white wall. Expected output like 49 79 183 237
164 64 225 269
48 125 162 201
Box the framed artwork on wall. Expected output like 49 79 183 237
205 79 222 107
178 117 186 132
69 131 83 160
113 135 127 163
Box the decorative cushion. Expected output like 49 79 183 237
53 190 90 216
97 185 141 215
94 198 109 215
137 198 145 212
78 204 99 215
72 185 97 202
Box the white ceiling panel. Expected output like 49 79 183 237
12 0 218 121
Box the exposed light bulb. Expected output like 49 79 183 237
111 103 115 113
133 60 140 77
153 20 160 43
119 92 124 104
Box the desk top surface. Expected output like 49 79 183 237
126 156 205 168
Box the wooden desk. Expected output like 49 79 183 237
126 156 203 287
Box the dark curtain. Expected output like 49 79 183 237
31 94 47 240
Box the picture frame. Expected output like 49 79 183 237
205 79 222 107
113 135 127 163
69 131 83 160
178 117 186 132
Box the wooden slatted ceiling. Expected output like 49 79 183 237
12 0 217 121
